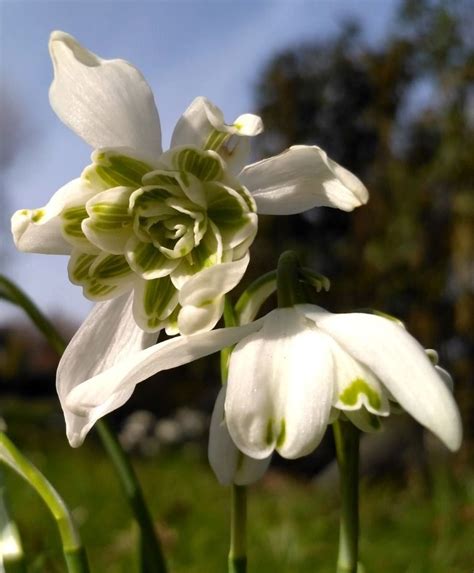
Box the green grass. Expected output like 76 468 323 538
1 398 472 573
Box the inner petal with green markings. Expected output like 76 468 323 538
60 145 257 332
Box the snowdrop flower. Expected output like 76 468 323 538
224 305 462 460
63 302 461 459
11 31 368 337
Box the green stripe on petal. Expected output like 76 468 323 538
83 151 153 190
174 148 223 182
134 276 179 332
90 254 132 281
204 129 229 152
126 238 180 280
62 206 88 238
68 251 133 301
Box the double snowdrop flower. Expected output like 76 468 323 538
12 31 368 337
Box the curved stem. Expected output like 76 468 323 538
0 433 89 573
276 251 304 308
0 275 167 573
333 420 360 573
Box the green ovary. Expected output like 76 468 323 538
339 378 382 411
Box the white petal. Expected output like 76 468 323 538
65 319 265 429
11 178 92 255
57 292 156 447
170 97 262 173
315 312 462 451
240 145 368 215
177 254 250 335
435 365 454 393
49 31 162 159
179 254 249 307
177 297 225 336
171 97 262 148
225 308 334 460
208 386 271 486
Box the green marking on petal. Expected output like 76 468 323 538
174 148 223 182
91 255 131 280
70 253 96 282
132 241 168 273
204 129 229 152
276 418 286 448
87 281 117 297
142 276 178 329
62 206 88 239
84 152 153 189
89 202 131 231
265 418 274 446
339 378 382 411
31 209 45 223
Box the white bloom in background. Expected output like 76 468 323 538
62 302 461 464
11 31 368 338
208 385 271 485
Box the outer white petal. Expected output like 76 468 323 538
11 178 90 255
208 386 271 486
170 97 262 173
57 292 156 447
49 31 162 159
226 308 334 460
240 145 368 215
177 254 250 335
65 319 265 432
315 312 462 451
171 96 262 148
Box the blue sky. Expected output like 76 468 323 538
0 0 399 325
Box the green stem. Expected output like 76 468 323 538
220 297 248 573
0 433 89 573
276 251 303 308
228 485 247 573
333 421 360 573
95 423 166 573
220 297 237 384
0 275 167 573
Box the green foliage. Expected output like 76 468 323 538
2 399 473 573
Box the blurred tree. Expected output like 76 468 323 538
252 0 473 435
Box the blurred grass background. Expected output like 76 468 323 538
2 398 473 573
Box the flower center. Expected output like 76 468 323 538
61 146 258 331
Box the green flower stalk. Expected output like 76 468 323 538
333 421 360 573
0 433 89 573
